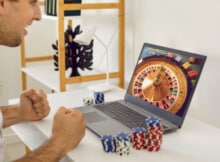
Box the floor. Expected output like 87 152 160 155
2 128 26 162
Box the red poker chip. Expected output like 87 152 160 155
132 136 146 140
148 134 163 139
132 140 146 144
147 131 163 135
148 130 163 136
147 138 162 143
147 137 163 143
148 127 163 131
133 146 145 150
132 138 146 142
147 127 163 132
147 127 162 131
146 145 161 152
133 141 146 145
132 134 146 138
147 124 163 128
148 138 163 143
148 130 163 134
132 143 146 149
132 140 146 146
132 133 146 137
148 133 163 140
147 139 162 147
132 137 146 140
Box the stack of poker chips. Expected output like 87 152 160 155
145 117 163 152
101 135 116 153
94 92 105 104
115 133 131 156
131 127 147 150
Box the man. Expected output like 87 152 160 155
0 0 86 161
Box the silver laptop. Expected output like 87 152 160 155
76 42 206 137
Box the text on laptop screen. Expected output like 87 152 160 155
127 44 206 117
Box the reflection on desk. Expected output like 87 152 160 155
10 87 220 162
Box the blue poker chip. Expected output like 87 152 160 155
132 127 146 133
94 92 105 104
145 116 161 127
116 132 131 141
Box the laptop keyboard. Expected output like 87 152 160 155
94 102 148 129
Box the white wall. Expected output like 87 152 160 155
133 0 220 128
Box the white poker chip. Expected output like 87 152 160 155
83 97 93 105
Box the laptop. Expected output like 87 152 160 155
76 42 207 137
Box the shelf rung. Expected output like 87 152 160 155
65 72 120 84
25 56 53 62
63 3 120 11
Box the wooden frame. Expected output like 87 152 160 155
20 0 124 91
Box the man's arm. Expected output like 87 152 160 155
0 105 23 128
14 137 65 162
0 89 50 128
14 107 86 162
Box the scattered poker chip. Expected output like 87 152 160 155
101 135 116 153
94 92 105 104
82 97 93 106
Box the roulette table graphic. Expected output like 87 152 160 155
127 43 206 117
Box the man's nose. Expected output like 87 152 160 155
34 4 42 21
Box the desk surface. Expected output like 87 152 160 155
10 87 220 162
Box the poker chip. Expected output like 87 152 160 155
132 127 146 150
145 116 163 152
82 97 93 106
94 92 105 104
148 133 163 140
145 116 161 127
116 132 131 156
101 135 116 153
146 145 160 152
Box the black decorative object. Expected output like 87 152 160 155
52 25 94 77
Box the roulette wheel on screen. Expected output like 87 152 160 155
131 55 191 114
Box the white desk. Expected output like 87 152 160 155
10 87 220 162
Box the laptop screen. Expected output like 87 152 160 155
127 43 206 124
